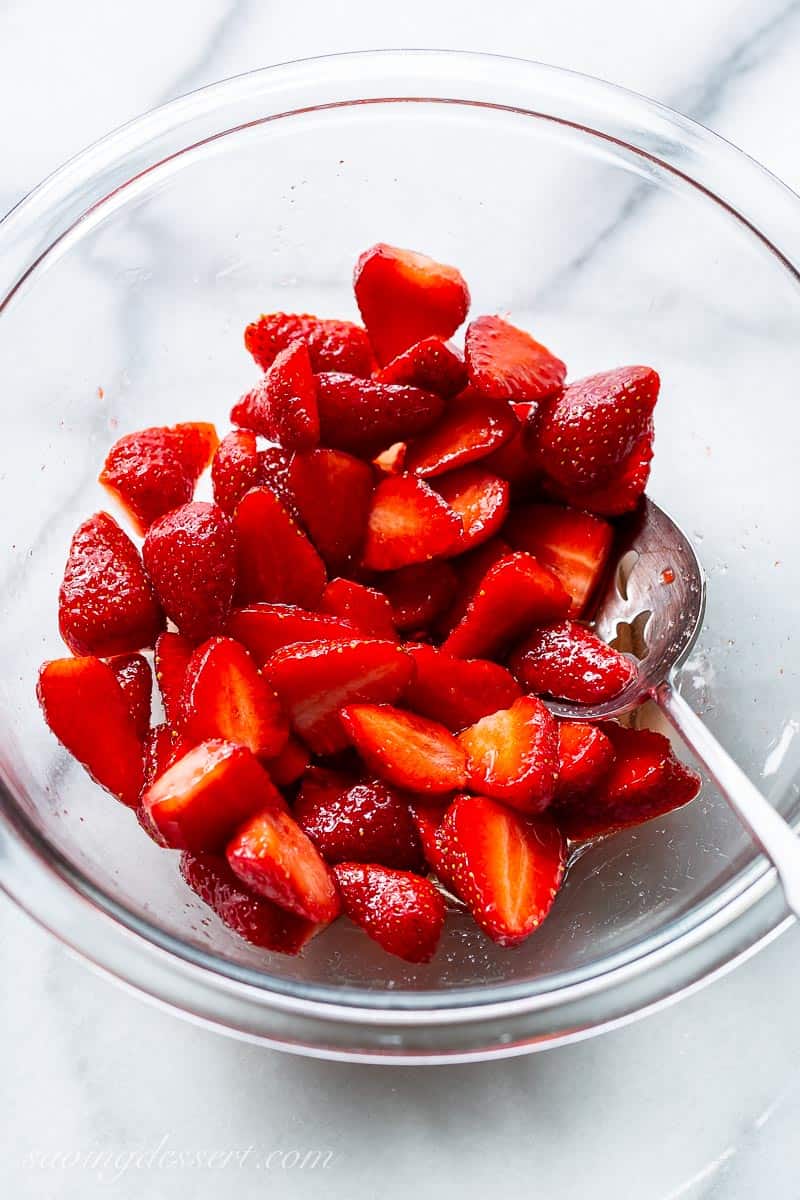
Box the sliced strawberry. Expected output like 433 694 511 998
341 704 467 795
245 312 375 377
265 639 414 755
226 603 357 666
458 696 559 813
316 373 444 457
180 636 289 758
434 466 509 553
257 444 299 514
556 724 701 840
143 723 193 792
226 808 340 923
99 422 218 534
373 441 407 475
354 243 470 365
141 739 284 851
295 773 424 871
289 448 374 571
483 401 543 493
142 501 237 642
509 619 637 705
154 631 194 725
443 552 571 660
536 366 659 489
404 393 517 478
436 796 565 945
211 429 262 514
404 644 521 732
231 340 319 450
379 561 458 634
37 657 144 806
59 512 164 657
181 851 321 954
108 653 152 740
334 863 445 963
548 426 654 516
437 536 512 636
407 802 453 882
555 722 615 805
233 486 327 609
361 474 463 571
465 315 566 402
503 503 614 617
264 735 311 788
319 579 398 640
375 337 467 397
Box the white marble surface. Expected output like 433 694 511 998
3 2 800 1196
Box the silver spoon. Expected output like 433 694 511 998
549 497 800 916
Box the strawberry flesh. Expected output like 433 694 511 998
361 474 463 571
231 340 319 450
108 653 152 740
504 502 614 616
265 735 311 789
233 486 327 609
379 561 458 634
341 703 467 795
295 773 424 871
289 448 374 571
154 631 194 725
434 466 509 553
245 312 375 377
375 337 467 397
465 315 566 402
143 723 193 792
404 644 520 732
334 863 445 963
316 373 444 456
143 501 237 642
555 721 616 805
226 603 357 666
404 392 518 478
510 619 637 705
319 578 398 640
458 696 559 813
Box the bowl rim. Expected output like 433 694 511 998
2 48 798 1058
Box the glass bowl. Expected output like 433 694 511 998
1 51 799 1064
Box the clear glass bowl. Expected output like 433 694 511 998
1 51 799 1063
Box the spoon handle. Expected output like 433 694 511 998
654 681 800 917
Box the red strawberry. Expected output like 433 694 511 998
375 337 467 397
154 631 194 725
265 639 414 755
509 619 637 705
504 503 614 617
226 808 341 923
404 393 517 478
180 636 289 758
437 536 512 635
333 863 445 963
181 851 321 954
59 512 164 657
319 579 397 640
108 653 152 740
295 773 424 871
407 802 453 882
443 552 571 660
434 467 509 553
436 796 565 945
257 444 299 514
316 373 444 456
341 704 467 795
143 723 193 792
245 312 375 377
459 696 559 813
37 657 144 806
404 644 521 732
535 366 659 489
465 315 566 402
354 243 470 365
555 722 615 804
289 448 374 571
211 430 262 514
264 735 310 788
226 603 357 666
548 426 654 516
231 340 319 450
141 739 284 851
233 486 327 609
361 474 463 571
143 502 237 642
99 422 218 534
556 724 701 840
483 401 543 492
379 561 458 633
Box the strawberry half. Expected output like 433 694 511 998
341 703 467 795
465 315 566 402
407 802 454 884
434 466 509 553
231 340 319 450
181 851 321 954
404 644 521 732
361 474 463 571
436 796 565 945
143 723 193 792
504 502 614 617
404 393 518 478
437 536 512 636
233 486 327 609
319 579 398 640
59 512 164 657
295 773 424 871
375 337 468 397
37 657 145 807
548 425 654 516
211 430 262 514
459 696 559 813
265 639 414 755
154 631 194 725
142 501 237 642
99 422 218 534
555 721 615 805
226 807 341 923
509 619 637 705
379 561 458 634
180 636 289 758
108 653 152 740
316 373 444 457
141 739 284 851
265 735 311 788
245 312 375 377
443 551 571 660
226 603 357 666
354 243 470 365
334 863 445 963
289 448 374 571
373 441 407 475
483 401 543 493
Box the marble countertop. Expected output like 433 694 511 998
3 2 800 1197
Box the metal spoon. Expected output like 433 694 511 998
549 496 800 916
